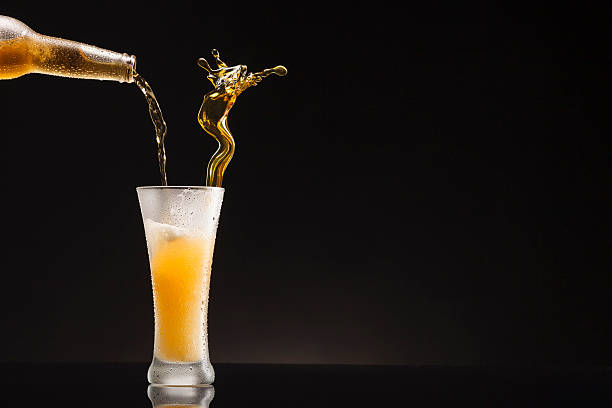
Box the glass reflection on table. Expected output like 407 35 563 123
148 384 215 407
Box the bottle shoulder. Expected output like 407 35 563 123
0 15 32 41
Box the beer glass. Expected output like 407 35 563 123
137 186 224 385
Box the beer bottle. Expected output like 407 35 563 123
0 15 135 82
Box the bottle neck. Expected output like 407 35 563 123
31 34 136 83
120 53 137 83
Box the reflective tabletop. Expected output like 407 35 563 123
1 363 612 405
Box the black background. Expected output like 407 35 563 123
0 4 610 366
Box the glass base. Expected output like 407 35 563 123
148 356 215 385
148 384 215 407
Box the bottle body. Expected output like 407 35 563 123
0 15 135 82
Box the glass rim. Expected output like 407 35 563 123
136 186 224 191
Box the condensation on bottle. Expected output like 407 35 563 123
0 15 135 82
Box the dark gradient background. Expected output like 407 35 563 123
0 5 610 366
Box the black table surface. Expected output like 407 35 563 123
1 363 612 406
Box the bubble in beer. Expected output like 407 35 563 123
197 49 287 187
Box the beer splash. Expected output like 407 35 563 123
197 49 287 187
134 73 168 186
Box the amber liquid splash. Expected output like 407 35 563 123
197 49 287 187
134 73 168 185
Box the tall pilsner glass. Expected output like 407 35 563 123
137 186 224 385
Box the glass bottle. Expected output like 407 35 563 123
0 15 135 82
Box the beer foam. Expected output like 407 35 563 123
138 187 224 257
144 218 203 256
